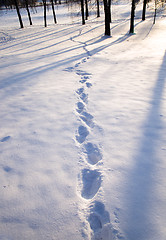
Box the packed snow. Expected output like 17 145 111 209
0 1 166 239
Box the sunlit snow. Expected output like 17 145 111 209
0 1 166 239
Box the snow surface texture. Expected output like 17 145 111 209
65 55 114 239
0 1 166 239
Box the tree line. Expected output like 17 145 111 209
0 0 162 36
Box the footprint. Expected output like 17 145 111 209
80 79 87 84
82 76 90 80
63 67 74 72
82 58 87 63
76 70 91 76
80 93 88 103
89 213 102 232
80 76 90 84
75 62 81 67
81 169 102 199
92 223 113 240
76 125 89 143
3 166 13 173
76 87 84 95
86 82 92 88
1 136 11 142
84 142 102 165
90 201 110 225
77 102 85 113
88 201 112 239
80 111 94 127
0 33 14 43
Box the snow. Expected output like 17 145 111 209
0 1 166 239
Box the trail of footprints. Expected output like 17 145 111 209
65 59 112 239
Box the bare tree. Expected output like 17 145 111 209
14 0 24 28
142 0 147 20
25 0 33 25
85 0 89 20
153 0 157 24
130 0 140 33
130 0 135 33
103 0 111 35
50 0 57 23
81 0 85 24
43 0 47 27
96 0 100 17
109 0 112 23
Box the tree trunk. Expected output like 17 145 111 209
153 8 157 24
43 0 47 27
81 0 85 25
85 0 89 20
153 0 157 24
14 0 24 28
108 0 112 23
51 0 57 24
96 0 100 17
25 0 32 25
103 0 110 36
142 0 147 20
130 0 135 33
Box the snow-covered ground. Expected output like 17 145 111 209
0 1 166 239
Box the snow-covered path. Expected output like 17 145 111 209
0 2 166 239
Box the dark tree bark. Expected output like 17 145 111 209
103 0 111 36
81 0 85 25
130 0 135 33
153 0 157 24
14 0 24 28
25 0 33 25
96 0 100 17
85 0 89 20
153 8 157 24
50 0 57 24
108 0 112 23
142 0 147 20
43 0 47 27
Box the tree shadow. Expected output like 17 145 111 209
143 23 154 39
0 30 132 95
2 15 150 99
0 24 79 53
123 51 166 239
0 19 135 96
